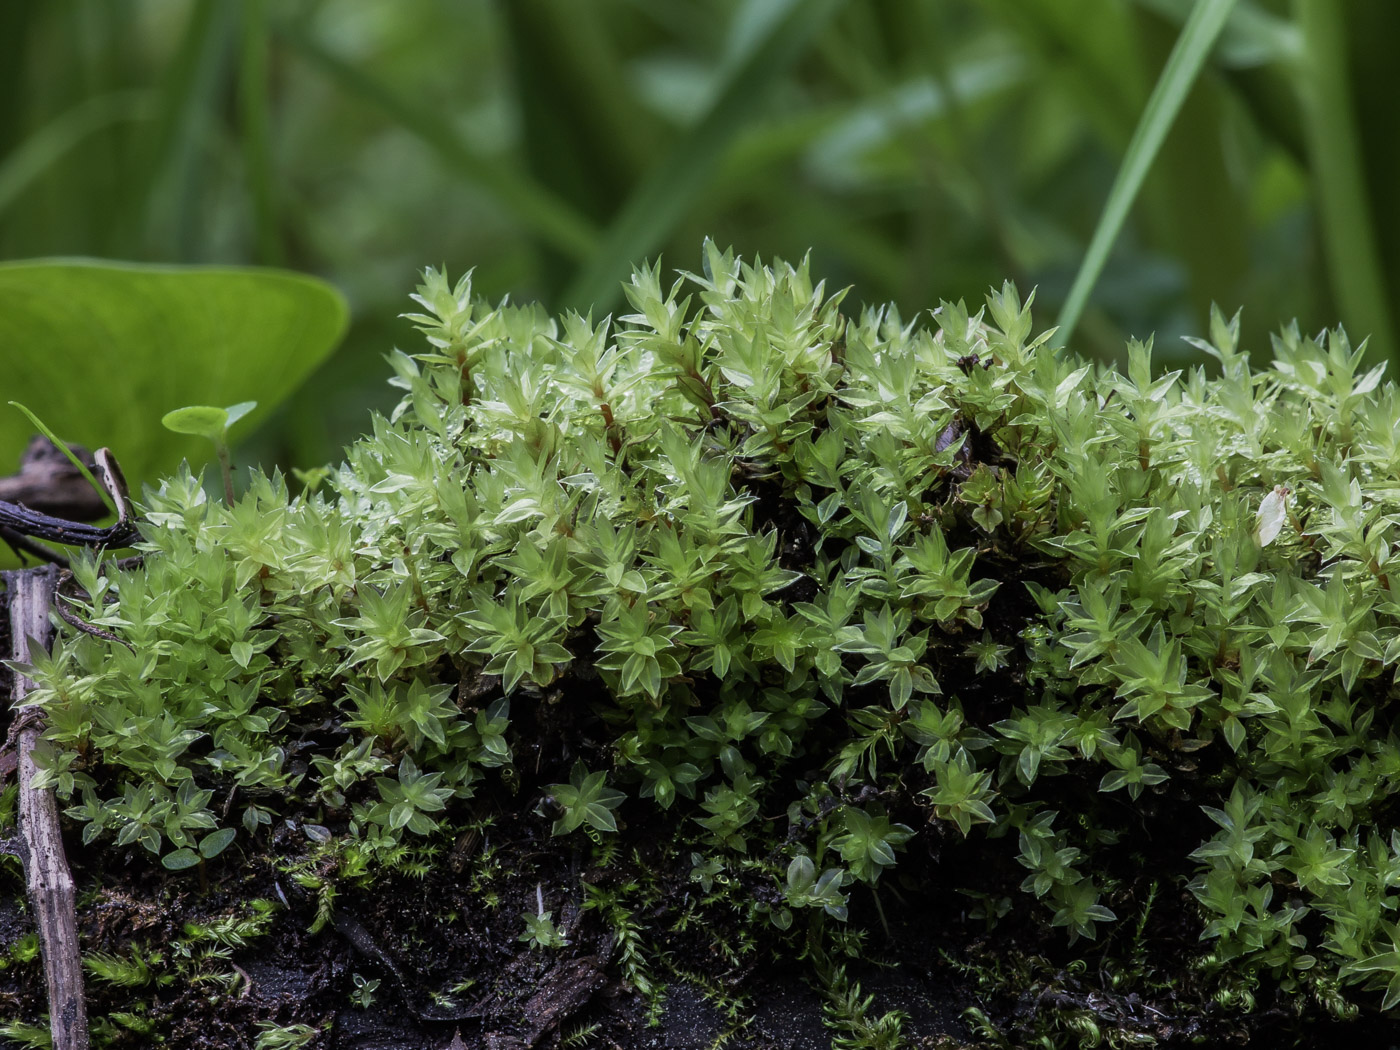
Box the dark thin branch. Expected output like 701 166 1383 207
0 502 139 550
0 527 69 568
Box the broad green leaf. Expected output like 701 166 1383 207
0 260 347 486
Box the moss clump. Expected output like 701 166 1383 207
21 242 1400 1041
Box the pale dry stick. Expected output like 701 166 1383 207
0 444 135 1049
6 565 88 1048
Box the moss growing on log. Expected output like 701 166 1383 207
15 243 1400 1044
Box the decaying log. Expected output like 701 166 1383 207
5 565 88 1050
0 437 108 522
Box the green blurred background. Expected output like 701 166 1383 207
1 0 1393 475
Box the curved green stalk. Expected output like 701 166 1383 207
1055 0 1237 346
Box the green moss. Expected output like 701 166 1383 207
25 242 1400 1035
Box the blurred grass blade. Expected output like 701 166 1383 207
1295 0 1396 364
561 0 846 312
144 0 236 260
239 0 282 265
0 92 154 219
1055 0 1237 346
1130 0 1301 67
281 26 597 261
502 1 662 298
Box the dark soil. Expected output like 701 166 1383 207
1 800 1398 1050
0 825 976 1049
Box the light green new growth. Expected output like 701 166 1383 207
162 400 257 506
24 242 1400 1026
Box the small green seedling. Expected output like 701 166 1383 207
161 401 256 505
519 883 569 950
349 973 380 1009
